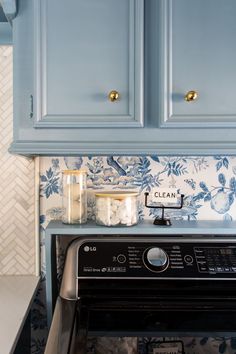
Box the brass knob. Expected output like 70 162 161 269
185 90 198 102
109 90 119 102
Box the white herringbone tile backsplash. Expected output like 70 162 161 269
0 46 35 275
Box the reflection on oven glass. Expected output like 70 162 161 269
86 337 138 354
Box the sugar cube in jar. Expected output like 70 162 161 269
95 191 139 226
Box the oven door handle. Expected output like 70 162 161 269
44 297 77 354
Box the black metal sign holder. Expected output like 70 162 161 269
144 192 184 226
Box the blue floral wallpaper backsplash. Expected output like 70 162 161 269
35 155 236 354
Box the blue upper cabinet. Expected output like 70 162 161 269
10 0 145 155
9 0 236 155
159 0 236 128
34 0 143 129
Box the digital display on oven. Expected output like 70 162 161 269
220 249 233 255
194 247 236 274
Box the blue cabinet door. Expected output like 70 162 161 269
159 0 236 128
33 0 144 128
12 0 143 132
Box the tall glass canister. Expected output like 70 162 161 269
62 170 87 224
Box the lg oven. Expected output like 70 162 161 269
45 235 236 354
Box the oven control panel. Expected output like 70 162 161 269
77 240 236 278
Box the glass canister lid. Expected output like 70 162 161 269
95 191 139 199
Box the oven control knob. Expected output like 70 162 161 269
144 247 169 272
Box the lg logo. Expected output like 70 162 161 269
84 246 97 252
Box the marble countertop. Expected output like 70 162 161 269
0 275 40 354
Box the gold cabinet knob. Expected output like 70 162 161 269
184 90 198 102
109 90 119 102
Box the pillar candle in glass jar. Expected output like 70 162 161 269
62 170 87 224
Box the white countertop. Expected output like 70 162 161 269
0 275 40 354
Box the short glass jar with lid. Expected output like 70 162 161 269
95 191 139 226
62 170 87 224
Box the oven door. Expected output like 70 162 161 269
45 279 236 354
44 297 78 354
79 279 236 337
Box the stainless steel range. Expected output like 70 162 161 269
45 235 236 354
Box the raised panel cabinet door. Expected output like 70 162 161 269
160 0 236 127
34 0 144 128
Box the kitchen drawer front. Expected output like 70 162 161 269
159 0 236 128
33 0 144 128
